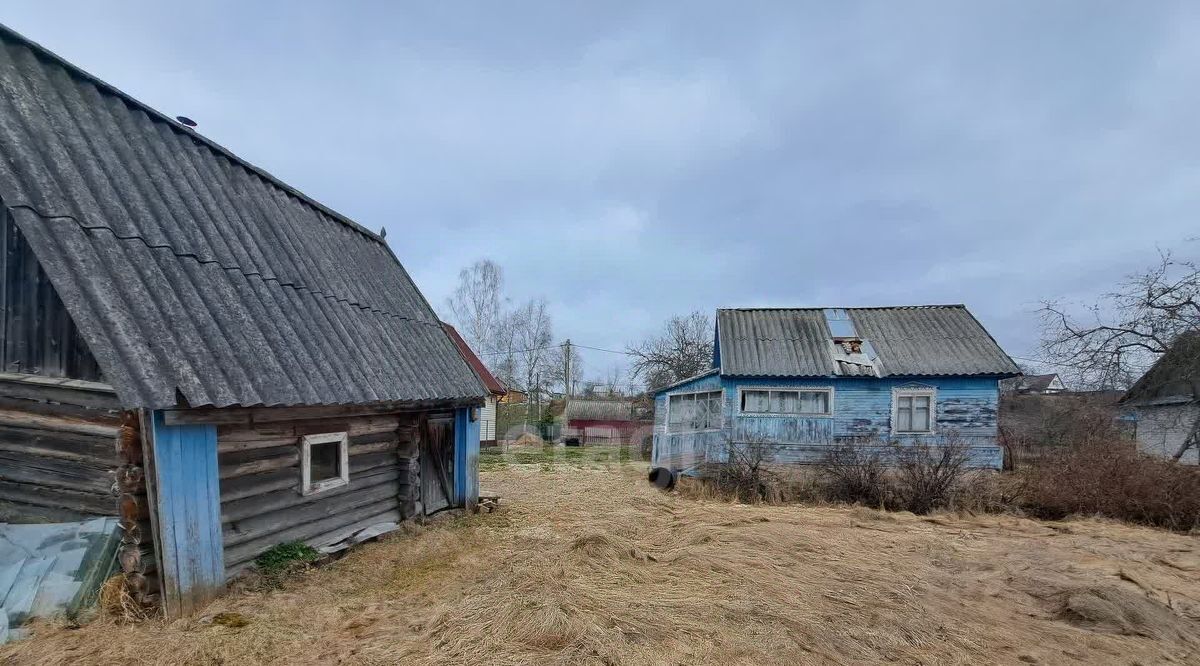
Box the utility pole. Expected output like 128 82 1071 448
564 339 572 399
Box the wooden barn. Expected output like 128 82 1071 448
562 399 650 445
0 24 487 617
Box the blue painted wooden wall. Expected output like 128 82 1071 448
653 374 1004 471
149 412 224 617
454 407 480 507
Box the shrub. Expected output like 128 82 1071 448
892 435 971 514
818 442 889 508
710 438 784 503
816 434 973 514
1020 440 1200 532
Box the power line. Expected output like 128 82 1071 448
476 343 564 357
475 341 637 357
571 343 634 356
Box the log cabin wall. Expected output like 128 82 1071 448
117 413 157 606
218 410 422 577
0 373 122 523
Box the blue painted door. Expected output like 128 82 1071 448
454 407 480 507
149 412 224 616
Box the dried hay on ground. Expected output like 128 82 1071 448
3 464 1200 665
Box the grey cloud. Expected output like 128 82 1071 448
4 1 1198 378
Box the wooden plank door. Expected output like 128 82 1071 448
421 416 454 514
147 411 224 617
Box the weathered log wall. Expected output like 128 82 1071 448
0 373 121 523
219 411 422 576
116 414 158 606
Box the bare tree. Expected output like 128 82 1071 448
627 311 715 390
444 259 507 355
1039 247 1199 390
509 298 554 422
605 364 626 396
543 342 583 396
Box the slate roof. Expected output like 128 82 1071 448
441 323 506 396
716 306 1020 378
1122 332 1200 406
0 24 485 409
1000 373 1063 393
563 399 638 422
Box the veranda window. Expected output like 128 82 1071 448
667 391 723 432
740 388 831 416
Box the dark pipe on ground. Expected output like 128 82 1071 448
648 467 676 491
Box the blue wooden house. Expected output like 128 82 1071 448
651 306 1021 472
0 24 487 618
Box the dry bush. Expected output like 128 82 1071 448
816 435 973 514
1005 395 1200 532
818 442 889 508
892 435 972 515
1020 440 1200 532
709 438 783 503
950 471 1023 513
999 393 1127 469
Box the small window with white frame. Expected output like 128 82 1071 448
667 390 723 433
893 387 936 434
300 432 350 496
740 388 832 416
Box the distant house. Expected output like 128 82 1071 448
499 388 528 405
563 399 650 445
1120 333 1200 465
442 323 507 447
0 24 487 619
1001 373 1066 395
651 306 1020 472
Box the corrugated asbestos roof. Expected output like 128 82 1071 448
1122 332 1200 406
441 323 507 396
563 399 638 422
717 306 1020 378
0 25 486 409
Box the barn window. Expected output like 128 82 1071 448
301 432 350 496
893 388 936 434
667 390 723 432
740 388 832 416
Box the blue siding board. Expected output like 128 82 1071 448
454 407 480 507
150 411 224 616
653 373 1004 472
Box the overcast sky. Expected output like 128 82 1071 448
5 2 1198 385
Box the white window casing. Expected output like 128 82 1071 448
892 386 937 435
738 386 834 417
300 431 350 496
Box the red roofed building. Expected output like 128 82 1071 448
442 323 507 446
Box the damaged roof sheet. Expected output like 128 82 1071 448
0 24 485 408
717 306 1020 378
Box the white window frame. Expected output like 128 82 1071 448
665 389 724 434
300 432 350 496
737 386 834 417
892 386 937 435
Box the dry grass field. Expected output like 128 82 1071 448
3 447 1199 665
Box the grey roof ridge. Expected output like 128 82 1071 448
654 368 720 393
8 203 443 329
0 22 387 248
716 304 968 312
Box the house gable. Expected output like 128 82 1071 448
0 210 100 381
0 24 485 409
